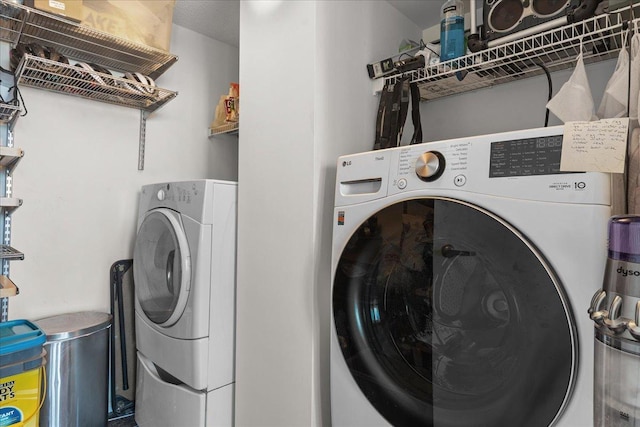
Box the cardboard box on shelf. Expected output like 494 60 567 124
210 83 240 131
81 0 175 52
26 0 84 22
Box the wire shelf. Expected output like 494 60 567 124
16 54 178 113
386 4 640 101
0 197 21 214
0 146 23 169
0 0 178 79
209 122 239 136
0 275 18 297
0 104 19 125
0 244 23 260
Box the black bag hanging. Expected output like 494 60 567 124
373 77 422 150
373 77 407 150
409 81 422 145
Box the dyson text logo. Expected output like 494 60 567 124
617 266 640 277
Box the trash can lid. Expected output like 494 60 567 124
35 311 112 341
0 319 46 356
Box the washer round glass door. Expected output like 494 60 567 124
333 197 576 427
134 208 191 327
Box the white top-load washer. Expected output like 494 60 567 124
330 126 623 427
133 179 237 427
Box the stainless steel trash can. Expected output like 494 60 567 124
35 311 112 427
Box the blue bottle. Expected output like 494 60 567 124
440 0 465 62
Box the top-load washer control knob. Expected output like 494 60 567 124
415 151 445 181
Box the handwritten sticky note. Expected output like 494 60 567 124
560 118 629 173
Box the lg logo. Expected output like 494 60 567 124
342 160 352 167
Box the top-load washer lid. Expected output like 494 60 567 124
333 197 576 427
134 208 191 327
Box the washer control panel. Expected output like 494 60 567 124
139 180 208 214
335 125 612 207
489 134 564 178
394 141 470 189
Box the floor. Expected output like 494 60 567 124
108 414 137 427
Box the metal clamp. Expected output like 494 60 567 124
589 289 640 340
603 295 629 334
626 301 640 341
589 290 608 326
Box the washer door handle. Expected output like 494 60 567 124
441 244 475 258
166 249 175 295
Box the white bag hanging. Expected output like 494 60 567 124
598 32 629 119
547 51 596 122
629 29 640 121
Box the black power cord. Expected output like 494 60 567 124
0 65 28 117
533 61 553 127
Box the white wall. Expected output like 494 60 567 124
419 60 617 141
236 2 317 425
8 24 239 320
236 1 421 425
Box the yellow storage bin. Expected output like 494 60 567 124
0 320 46 427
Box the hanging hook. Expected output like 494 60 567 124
577 36 585 58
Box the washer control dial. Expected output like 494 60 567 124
415 151 445 181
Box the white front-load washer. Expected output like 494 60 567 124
330 126 623 427
133 179 237 427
